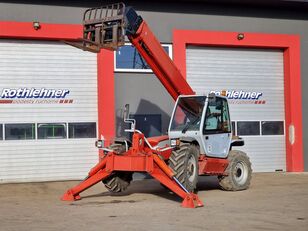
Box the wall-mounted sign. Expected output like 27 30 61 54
210 90 266 104
0 88 73 104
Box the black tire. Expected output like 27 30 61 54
103 172 133 193
168 143 199 192
218 150 252 191
102 143 133 193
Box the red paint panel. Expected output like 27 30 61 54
147 135 169 147
97 50 115 144
0 21 82 40
198 156 229 175
173 30 303 172
283 43 303 172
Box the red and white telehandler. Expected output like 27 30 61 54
62 3 252 208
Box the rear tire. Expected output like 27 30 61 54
103 172 133 193
218 150 252 191
168 143 199 192
102 143 133 193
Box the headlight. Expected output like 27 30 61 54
95 140 104 148
170 139 180 147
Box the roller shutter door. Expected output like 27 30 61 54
186 46 286 172
0 40 98 182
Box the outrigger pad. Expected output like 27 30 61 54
61 190 81 201
181 193 204 208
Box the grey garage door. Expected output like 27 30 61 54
186 46 286 172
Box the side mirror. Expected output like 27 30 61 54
123 104 130 120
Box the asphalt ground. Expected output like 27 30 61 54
0 173 307 231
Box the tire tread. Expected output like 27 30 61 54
102 143 132 193
219 150 252 191
168 143 199 192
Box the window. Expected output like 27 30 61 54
130 115 161 137
237 121 260 136
115 44 172 72
170 96 206 132
68 122 96 138
261 121 284 135
204 97 231 134
38 123 66 139
0 124 3 140
5 123 35 140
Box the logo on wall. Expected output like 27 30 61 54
210 90 266 104
0 88 73 104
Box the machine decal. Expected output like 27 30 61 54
210 90 266 104
0 88 73 104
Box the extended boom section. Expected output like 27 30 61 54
128 21 194 100
71 2 194 100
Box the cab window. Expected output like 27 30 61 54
203 97 231 134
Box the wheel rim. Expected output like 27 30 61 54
187 155 197 183
233 161 248 185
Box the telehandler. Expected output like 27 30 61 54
62 3 252 208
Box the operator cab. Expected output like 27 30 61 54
169 94 243 158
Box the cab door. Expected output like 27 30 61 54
202 97 231 158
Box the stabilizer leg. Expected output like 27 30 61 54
182 193 204 208
61 157 111 201
150 162 204 208
61 149 204 208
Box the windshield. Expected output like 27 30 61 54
170 96 206 132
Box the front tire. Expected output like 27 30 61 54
168 143 199 192
102 143 133 193
218 150 252 191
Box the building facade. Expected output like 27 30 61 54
0 0 307 182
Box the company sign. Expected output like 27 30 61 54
0 88 73 104
210 90 266 104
